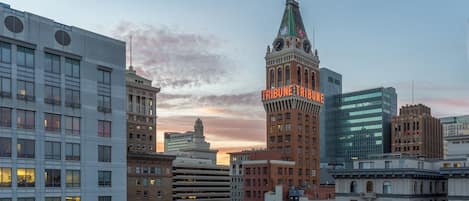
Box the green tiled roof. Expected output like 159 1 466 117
277 0 308 39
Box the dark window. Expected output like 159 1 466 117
54 30 71 46
64 116 80 135
17 199 34 201
366 181 374 193
16 46 34 68
98 120 111 138
97 69 111 85
65 143 80 161
98 95 111 112
44 53 60 74
0 137 11 157
44 113 61 132
17 80 34 101
277 68 283 87
4 16 23 33
311 72 316 89
17 139 35 158
285 66 290 85
65 58 80 78
98 196 111 201
44 85 61 105
350 181 357 193
0 107 11 127
45 198 61 201
66 170 80 187
98 171 112 187
328 77 333 83
44 141 61 160
98 145 111 162
16 110 35 129
17 168 35 187
0 77 11 97
297 66 301 84
304 69 308 86
0 42 11 63
45 169 61 187
65 89 80 108
269 69 274 88
0 167 11 187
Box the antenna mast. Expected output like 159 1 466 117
412 80 414 104
129 35 133 69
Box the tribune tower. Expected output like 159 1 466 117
262 0 323 188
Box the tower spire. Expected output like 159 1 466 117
277 0 307 39
129 35 133 71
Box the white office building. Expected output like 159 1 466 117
0 3 127 201
441 115 469 159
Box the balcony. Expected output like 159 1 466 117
17 94 35 102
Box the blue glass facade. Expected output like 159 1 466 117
334 87 397 167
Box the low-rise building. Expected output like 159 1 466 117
441 115 469 159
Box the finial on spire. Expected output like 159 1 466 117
129 35 133 71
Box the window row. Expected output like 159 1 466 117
0 168 80 188
0 137 80 161
131 166 164 175
0 197 109 201
268 65 316 89
134 178 162 186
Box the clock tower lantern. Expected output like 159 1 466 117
262 0 323 188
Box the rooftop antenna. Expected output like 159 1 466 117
129 35 133 71
412 80 415 104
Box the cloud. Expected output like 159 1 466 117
112 21 232 88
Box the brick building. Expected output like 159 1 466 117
391 104 443 159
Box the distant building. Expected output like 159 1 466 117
172 157 231 201
319 68 342 166
0 3 127 201
334 87 397 167
164 118 218 163
391 104 443 159
229 150 256 201
441 115 469 158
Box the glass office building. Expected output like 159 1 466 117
334 87 397 167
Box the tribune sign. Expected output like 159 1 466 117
261 84 324 104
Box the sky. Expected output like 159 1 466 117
7 0 469 165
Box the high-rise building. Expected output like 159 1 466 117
440 115 469 158
126 66 175 201
391 104 443 159
319 67 342 166
164 118 217 163
0 3 127 200
262 0 324 188
334 87 397 166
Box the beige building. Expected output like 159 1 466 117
391 104 443 159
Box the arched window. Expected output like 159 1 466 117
420 182 424 194
277 68 283 87
429 181 433 193
311 72 316 89
383 181 392 194
270 69 274 88
304 69 308 87
366 181 374 193
297 66 301 85
350 181 357 193
285 66 291 85
413 181 418 193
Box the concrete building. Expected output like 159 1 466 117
319 68 342 166
229 150 258 201
0 3 127 201
391 104 443 159
441 115 469 158
331 155 448 201
263 0 323 188
334 87 397 167
440 157 469 201
172 158 230 201
164 118 217 163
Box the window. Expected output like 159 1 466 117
66 170 80 187
17 139 35 158
0 168 11 187
44 141 61 160
18 199 34 201
16 46 34 68
0 77 11 97
65 197 80 201
45 169 61 187
98 171 112 187
17 168 35 187
0 107 11 127
277 68 283 87
350 181 357 193
0 137 11 157
285 66 290 85
65 89 80 107
97 69 111 85
44 113 61 132
98 145 111 162
304 69 308 86
0 42 11 63
64 116 80 135
99 196 111 201
297 66 301 84
311 72 316 89
66 143 80 161
269 69 274 88
17 80 34 101
366 181 374 193
45 198 61 201
44 53 60 74
385 161 392 169
98 120 111 137
44 85 61 105
0 199 11 201
65 58 80 78
98 95 111 111
383 181 392 194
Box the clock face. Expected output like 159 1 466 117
274 38 284 51
303 40 311 53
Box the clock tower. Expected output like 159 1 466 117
262 0 323 188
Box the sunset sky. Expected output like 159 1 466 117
8 0 469 164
